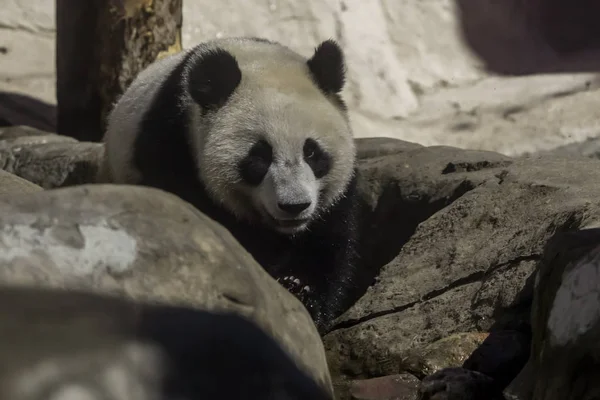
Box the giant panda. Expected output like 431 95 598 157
99 37 362 333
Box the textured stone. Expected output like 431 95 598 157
0 169 42 196
326 145 600 382
348 374 420 400
0 286 331 400
0 184 333 395
402 332 489 379
520 229 600 400
0 126 102 188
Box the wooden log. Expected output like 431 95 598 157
55 0 183 142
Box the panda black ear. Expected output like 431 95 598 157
307 39 346 95
187 48 242 109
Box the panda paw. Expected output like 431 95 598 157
418 367 505 400
277 276 311 300
275 275 333 334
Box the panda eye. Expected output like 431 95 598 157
238 139 273 186
303 138 331 179
303 138 319 160
248 139 272 161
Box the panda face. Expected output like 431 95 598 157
186 38 356 234
194 86 354 235
237 137 331 234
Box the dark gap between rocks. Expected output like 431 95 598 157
442 160 513 174
331 179 481 332
332 248 542 332
332 268 485 331
332 299 420 332
358 179 477 285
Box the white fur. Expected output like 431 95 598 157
102 51 188 183
102 38 355 234
253 161 319 234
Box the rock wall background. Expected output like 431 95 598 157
1 0 600 155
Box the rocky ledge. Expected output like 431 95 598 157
1 124 600 399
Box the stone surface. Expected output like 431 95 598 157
326 145 600 382
355 137 424 160
0 169 42 196
348 374 420 400
0 184 333 395
0 0 55 105
0 125 103 188
412 330 531 399
3 1 600 155
418 367 503 400
402 332 489 379
0 285 331 400
517 228 600 400
537 136 600 160
430 229 600 400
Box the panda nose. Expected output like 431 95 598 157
277 201 311 215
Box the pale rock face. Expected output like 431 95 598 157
8 342 164 400
181 0 484 120
0 223 138 277
2 0 600 155
547 248 600 346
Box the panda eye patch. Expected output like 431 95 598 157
248 139 273 161
238 139 273 186
304 138 331 179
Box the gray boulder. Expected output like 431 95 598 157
0 168 42 196
0 285 330 400
5 130 600 399
326 144 600 386
0 125 103 188
505 228 600 400
0 183 332 396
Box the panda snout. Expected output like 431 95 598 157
277 201 311 216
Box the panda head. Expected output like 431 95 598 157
183 38 355 235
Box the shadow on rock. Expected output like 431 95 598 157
0 91 56 133
0 285 331 400
419 227 600 400
455 0 600 75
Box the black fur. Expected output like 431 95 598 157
303 138 331 179
238 139 273 186
133 42 361 334
134 50 198 193
187 48 242 110
307 40 346 95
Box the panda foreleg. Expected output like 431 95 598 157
313 236 361 334
310 174 363 334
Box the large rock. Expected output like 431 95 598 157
537 136 600 160
0 184 332 395
505 228 600 400
345 374 420 400
0 285 331 400
0 168 42 196
0 125 103 188
325 144 600 383
421 229 600 399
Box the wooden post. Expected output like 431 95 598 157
55 0 183 142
